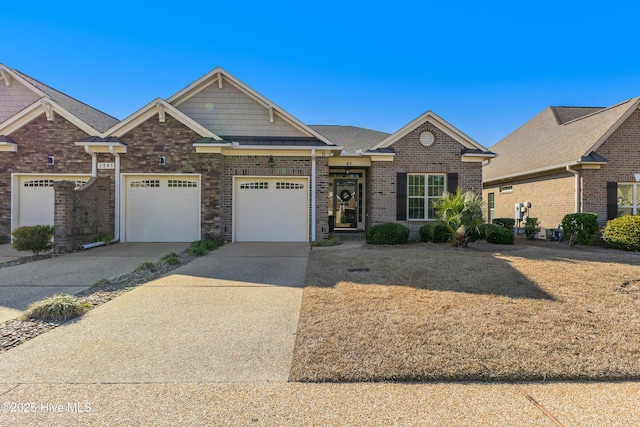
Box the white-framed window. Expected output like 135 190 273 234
617 183 640 216
499 185 513 193
408 174 445 220
240 182 268 190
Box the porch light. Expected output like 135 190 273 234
267 155 274 168
46 155 54 166
159 156 166 167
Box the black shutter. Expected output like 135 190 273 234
447 173 459 193
607 181 618 220
396 172 407 220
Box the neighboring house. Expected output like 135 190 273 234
0 64 495 248
483 97 640 230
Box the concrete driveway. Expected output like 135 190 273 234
0 242 190 323
0 242 307 383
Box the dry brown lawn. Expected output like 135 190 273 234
290 240 640 382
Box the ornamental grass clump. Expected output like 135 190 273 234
602 215 640 251
21 294 90 322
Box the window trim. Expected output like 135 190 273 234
407 173 446 220
617 183 639 216
499 185 513 194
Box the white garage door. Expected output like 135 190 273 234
17 176 90 227
234 177 309 242
125 175 200 242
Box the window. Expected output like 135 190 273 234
488 192 495 222
408 174 445 220
130 180 160 188
617 184 639 216
168 179 197 188
276 182 304 190
499 185 513 193
240 182 268 190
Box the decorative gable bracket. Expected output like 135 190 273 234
0 69 11 87
155 100 166 122
40 100 54 121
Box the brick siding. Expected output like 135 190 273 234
483 172 575 229
54 177 113 252
120 113 223 239
370 120 483 240
582 108 640 225
0 113 93 240
221 154 329 241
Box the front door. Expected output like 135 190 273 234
333 179 358 229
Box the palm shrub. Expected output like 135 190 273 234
11 225 55 255
365 223 409 245
524 217 541 240
602 216 640 251
561 213 599 246
431 189 486 247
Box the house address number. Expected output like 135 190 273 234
98 162 115 170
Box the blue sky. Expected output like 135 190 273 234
3 1 640 147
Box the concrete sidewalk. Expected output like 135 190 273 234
0 242 189 323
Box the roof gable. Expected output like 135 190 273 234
371 110 491 153
104 98 220 139
0 73 40 123
0 97 106 137
167 67 334 145
0 64 118 133
484 97 640 182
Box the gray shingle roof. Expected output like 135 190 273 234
309 125 390 152
484 97 640 182
551 107 605 124
9 67 119 133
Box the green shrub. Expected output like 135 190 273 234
11 225 55 255
419 221 452 243
561 213 599 246
492 218 515 230
137 261 155 270
186 246 208 256
482 223 515 244
21 294 90 321
191 239 219 251
97 233 114 244
311 237 343 247
602 216 640 251
161 253 181 264
365 223 409 245
524 217 541 240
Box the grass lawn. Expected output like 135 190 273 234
290 240 640 382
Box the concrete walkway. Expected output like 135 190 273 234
0 242 190 323
0 243 638 425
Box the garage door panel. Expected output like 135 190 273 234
125 176 200 242
234 178 308 242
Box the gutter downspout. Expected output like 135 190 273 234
109 146 121 243
311 149 316 242
79 147 104 249
566 165 580 213
84 145 97 177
